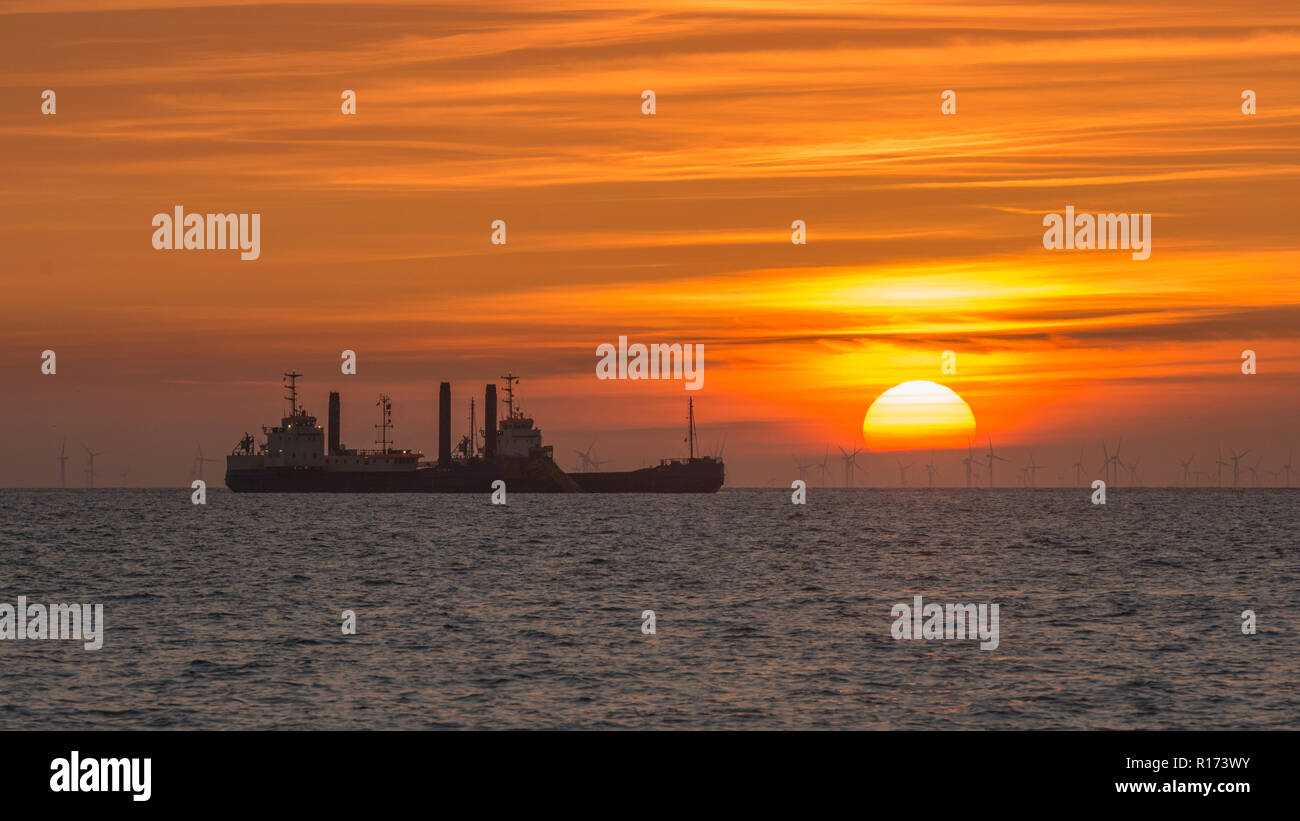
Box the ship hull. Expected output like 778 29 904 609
569 459 724 493
226 457 578 493
227 457 724 493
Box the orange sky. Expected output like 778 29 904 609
1 0 1298 487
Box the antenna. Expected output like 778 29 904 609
500 373 520 420
687 397 697 460
283 370 303 414
374 394 393 453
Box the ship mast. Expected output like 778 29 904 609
688 396 696 460
468 398 476 458
375 394 392 453
500 373 520 419
283 370 303 415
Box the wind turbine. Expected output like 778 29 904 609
923 453 938 489
1024 451 1043 488
193 444 219 481
895 458 912 488
1177 454 1195 488
984 435 1009 488
57 438 69 489
1071 448 1086 487
961 439 977 488
792 455 813 484
1123 456 1141 486
1228 448 1249 488
573 441 599 472
1247 455 1263 488
1282 451 1295 488
816 446 831 487
838 445 865 487
1106 438 1124 487
712 433 728 461
1215 447 1228 487
82 444 104 489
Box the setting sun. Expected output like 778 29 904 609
862 381 976 451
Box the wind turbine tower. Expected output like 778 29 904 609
895 458 912 488
57 438 69 489
83 445 104 489
1071 448 1086 487
1025 451 1043 488
1228 448 1249 488
194 444 219 481
984 436 1009 488
839 446 864 487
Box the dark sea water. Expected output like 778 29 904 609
0 488 1296 730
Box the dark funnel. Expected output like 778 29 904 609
327 391 340 455
438 382 451 466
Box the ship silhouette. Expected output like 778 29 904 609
225 372 724 493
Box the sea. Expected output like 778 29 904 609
0 488 1295 730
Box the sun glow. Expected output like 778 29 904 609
862 380 977 451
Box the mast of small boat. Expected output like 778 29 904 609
687 397 696 460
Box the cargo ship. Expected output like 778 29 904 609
568 398 724 493
224 372 724 493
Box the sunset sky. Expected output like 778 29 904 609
1 0 1298 487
